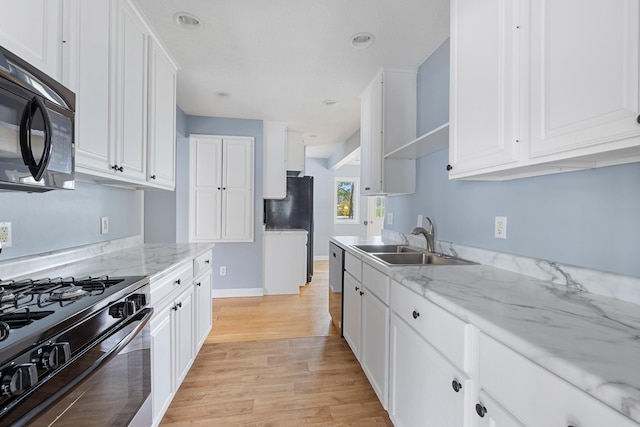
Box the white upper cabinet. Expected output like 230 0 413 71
360 68 417 195
286 131 305 174
113 0 148 182
449 0 523 177
528 0 640 160
62 0 112 173
0 0 63 81
263 121 287 199
450 0 640 180
147 38 177 189
63 0 176 189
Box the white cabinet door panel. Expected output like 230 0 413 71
449 0 522 176
361 290 389 408
343 272 362 360
0 0 62 80
151 303 174 422
529 0 640 158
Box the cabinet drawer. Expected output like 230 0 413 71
363 264 389 304
390 281 467 371
479 332 638 427
345 252 362 282
151 262 193 305
193 250 212 277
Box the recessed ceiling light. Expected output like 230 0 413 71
351 32 375 49
215 91 230 98
174 12 201 29
308 134 318 139
322 99 339 107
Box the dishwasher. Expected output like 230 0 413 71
328 242 345 336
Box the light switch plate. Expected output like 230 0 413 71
495 216 507 239
387 213 393 225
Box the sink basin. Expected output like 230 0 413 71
372 252 475 266
354 244 420 253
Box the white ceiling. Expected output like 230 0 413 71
132 0 450 158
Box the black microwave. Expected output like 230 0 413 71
0 45 75 192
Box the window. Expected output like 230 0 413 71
334 177 359 224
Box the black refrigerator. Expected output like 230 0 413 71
264 176 314 283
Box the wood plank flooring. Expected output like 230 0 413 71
160 261 393 426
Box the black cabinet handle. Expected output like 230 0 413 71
175 279 181 285
196 282 201 287
451 380 462 392
217 187 221 190
178 302 182 308
359 291 364 296
365 187 371 191
637 114 640 124
412 310 420 319
150 174 156 180
205 259 210 264
475 403 487 418
446 164 453 171
111 164 124 172
355 286 359 291
172 305 178 311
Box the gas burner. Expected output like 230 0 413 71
49 285 88 301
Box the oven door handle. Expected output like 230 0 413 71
7 308 154 427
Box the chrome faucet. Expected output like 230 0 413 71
411 217 435 253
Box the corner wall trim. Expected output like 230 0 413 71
212 288 264 298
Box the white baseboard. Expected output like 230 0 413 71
212 288 264 298
314 255 329 261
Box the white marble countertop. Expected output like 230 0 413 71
331 235 640 423
0 241 214 283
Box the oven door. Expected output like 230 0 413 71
10 308 153 427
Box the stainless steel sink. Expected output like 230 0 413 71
372 252 476 266
354 244 420 253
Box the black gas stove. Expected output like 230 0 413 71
0 274 152 426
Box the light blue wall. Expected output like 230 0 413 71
385 38 640 278
183 116 264 290
0 182 142 260
307 158 366 258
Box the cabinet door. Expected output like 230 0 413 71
221 137 254 242
360 74 384 195
174 286 194 386
262 121 287 199
449 0 522 176
190 137 223 241
147 38 176 189
0 0 62 80
361 290 389 408
194 271 212 350
63 0 113 174
529 0 640 159
114 0 147 181
151 303 174 423
343 272 362 360
389 313 468 427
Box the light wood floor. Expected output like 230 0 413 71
160 261 393 426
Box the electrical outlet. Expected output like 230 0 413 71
220 266 227 276
495 216 507 239
100 217 109 234
387 213 393 225
0 222 12 247
417 214 423 227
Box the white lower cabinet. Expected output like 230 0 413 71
150 302 173 423
194 267 212 349
361 288 389 408
389 313 470 427
150 249 213 427
476 332 639 427
342 271 362 360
